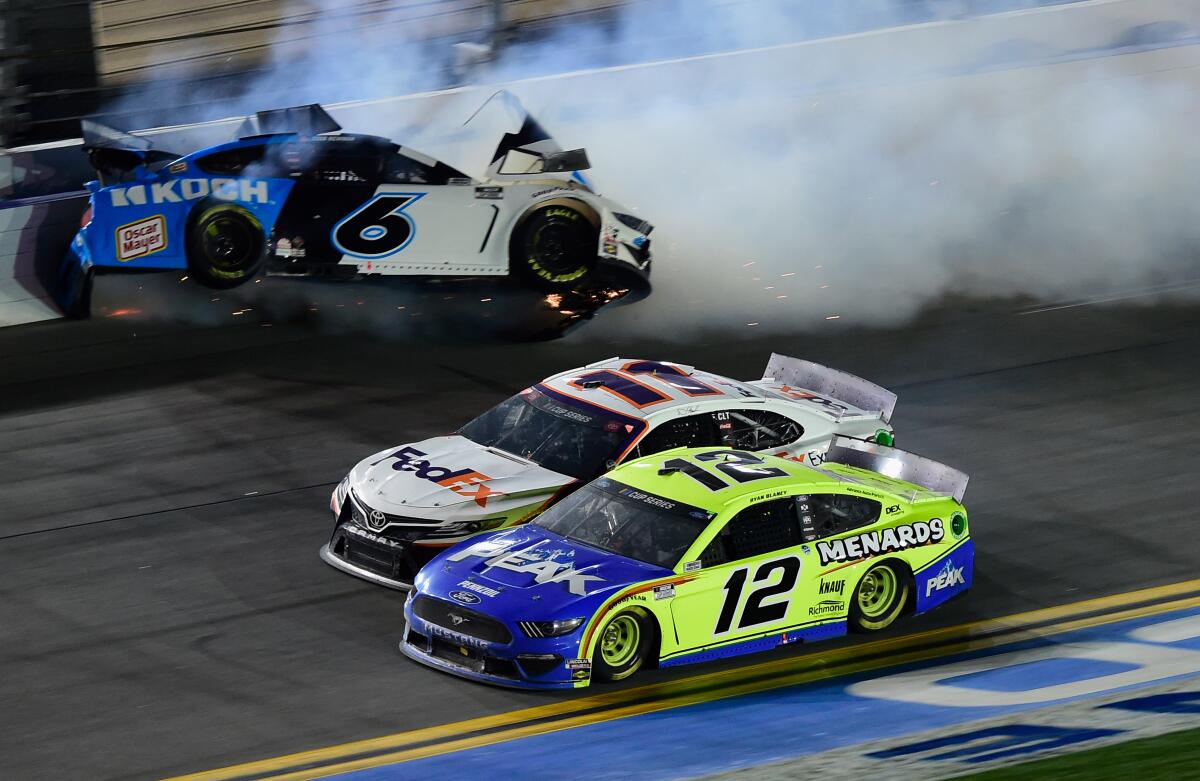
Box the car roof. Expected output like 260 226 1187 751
604 448 842 511
537 358 768 420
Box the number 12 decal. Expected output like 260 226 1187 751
332 192 424 259
714 556 801 635
663 450 788 492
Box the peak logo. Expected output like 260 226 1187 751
817 519 944 566
925 559 965 597
447 539 604 596
372 445 497 507
109 178 269 207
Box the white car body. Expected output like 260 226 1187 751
322 354 898 589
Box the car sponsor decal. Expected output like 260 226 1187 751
446 539 604 596
817 519 945 566
653 583 676 600
370 445 497 507
457 579 500 597
109 178 268 207
819 578 846 596
808 599 844 617
924 558 966 598
115 215 167 261
474 186 503 200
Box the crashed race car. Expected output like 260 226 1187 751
56 93 652 317
400 438 971 688
322 353 899 589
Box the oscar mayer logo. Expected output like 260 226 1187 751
371 445 498 507
115 215 166 262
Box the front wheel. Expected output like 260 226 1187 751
849 562 910 632
510 205 597 292
592 610 652 682
185 202 265 289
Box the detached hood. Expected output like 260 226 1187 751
351 435 574 514
420 525 673 618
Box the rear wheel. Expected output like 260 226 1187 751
510 205 596 292
849 562 909 632
592 610 652 682
185 202 265 289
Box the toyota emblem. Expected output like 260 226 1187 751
367 509 387 530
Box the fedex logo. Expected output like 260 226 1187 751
110 178 269 207
372 445 497 507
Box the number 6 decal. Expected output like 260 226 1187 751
332 193 424 259
714 556 801 635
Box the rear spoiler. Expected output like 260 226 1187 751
79 119 179 183
824 436 968 502
763 353 897 423
236 104 341 139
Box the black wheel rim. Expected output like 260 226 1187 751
528 218 588 275
202 217 255 270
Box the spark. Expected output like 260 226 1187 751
179 276 189 283
742 261 756 268
776 295 788 299
106 308 142 317
780 272 796 277
764 286 775 290
480 298 492 303
826 314 841 320
820 284 829 289
814 265 824 270
746 322 759 327
544 294 563 309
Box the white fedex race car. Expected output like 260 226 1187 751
322 354 898 589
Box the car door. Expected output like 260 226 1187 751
335 148 504 274
669 497 809 653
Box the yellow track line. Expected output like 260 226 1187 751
168 577 1200 781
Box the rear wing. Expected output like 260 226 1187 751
824 436 968 502
79 119 179 184
235 104 341 139
763 354 897 423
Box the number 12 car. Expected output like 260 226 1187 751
400 437 972 688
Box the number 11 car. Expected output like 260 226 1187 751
400 437 972 688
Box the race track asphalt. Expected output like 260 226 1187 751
2 287 1199 780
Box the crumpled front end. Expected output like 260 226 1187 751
592 197 653 304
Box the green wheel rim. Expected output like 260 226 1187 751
600 614 640 667
857 566 898 619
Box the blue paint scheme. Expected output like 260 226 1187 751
62 135 300 276
405 523 672 689
339 606 1200 781
915 538 974 613
1102 691 1200 714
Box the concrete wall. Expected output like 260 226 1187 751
0 196 87 326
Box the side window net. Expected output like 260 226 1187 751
797 494 882 542
715 409 803 451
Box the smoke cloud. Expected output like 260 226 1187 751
102 0 1200 336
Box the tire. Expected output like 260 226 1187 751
591 609 653 683
185 202 266 289
58 260 93 319
510 204 597 292
849 561 910 633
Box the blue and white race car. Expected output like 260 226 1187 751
57 94 652 317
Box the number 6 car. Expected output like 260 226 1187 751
400 437 972 688
56 92 652 317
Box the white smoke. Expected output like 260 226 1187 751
101 0 1200 336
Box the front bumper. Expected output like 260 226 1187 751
321 522 437 590
400 594 587 689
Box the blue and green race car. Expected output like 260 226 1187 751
401 437 972 688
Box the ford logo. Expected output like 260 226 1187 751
449 590 481 605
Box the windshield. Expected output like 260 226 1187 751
532 478 713 569
458 388 628 480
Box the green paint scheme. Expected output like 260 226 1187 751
574 447 970 680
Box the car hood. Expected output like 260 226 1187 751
351 435 574 512
419 525 673 618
